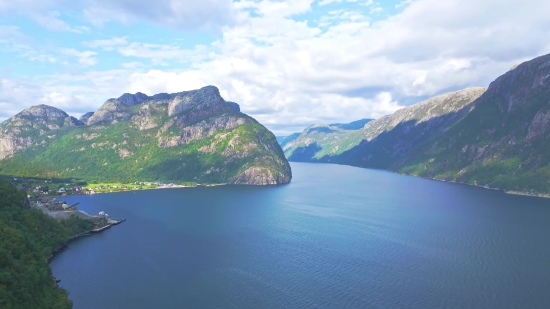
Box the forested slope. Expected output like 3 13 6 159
0 180 92 308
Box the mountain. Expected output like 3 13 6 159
329 118 372 130
281 119 376 161
0 86 291 185
284 53 550 196
278 133 300 148
399 54 550 195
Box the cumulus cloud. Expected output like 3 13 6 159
2 0 550 135
0 75 97 120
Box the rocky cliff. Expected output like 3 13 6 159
0 86 291 185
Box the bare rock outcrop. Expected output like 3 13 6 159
168 86 228 116
361 87 487 141
229 167 279 185
0 105 83 160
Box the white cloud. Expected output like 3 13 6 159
117 43 210 65
236 0 314 18
85 37 212 65
0 75 97 120
0 2 90 33
359 0 374 6
83 37 129 50
0 26 58 63
318 0 360 6
318 0 343 5
0 25 29 43
121 62 146 69
0 0 235 32
60 48 98 66
28 10 91 33
395 0 413 8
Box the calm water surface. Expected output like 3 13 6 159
51 163 550 309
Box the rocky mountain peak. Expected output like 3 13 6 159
485 53 550 114
117 92 149 106
167 86 228 117
8 104 83 128
17 104 69 119
227 101 241 113
86 86 238 126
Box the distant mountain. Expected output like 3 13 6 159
281 119 374 161
329 119 372 130
0 86 291 185
278 133 301 148
275 136 287 145
284 53 550 196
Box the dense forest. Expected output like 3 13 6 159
0 180 93 308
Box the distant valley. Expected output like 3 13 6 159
280 53 550 197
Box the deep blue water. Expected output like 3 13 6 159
51 163 550 309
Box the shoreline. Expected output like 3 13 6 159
47 230 91 263
295 161 550 200
81 183 226 195
47 219 126 263
390 170 550 200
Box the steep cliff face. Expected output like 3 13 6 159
0 86 291 185
399 53 550 195
0 105 83 160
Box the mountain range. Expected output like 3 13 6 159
0 86 291 185
282 53 550 196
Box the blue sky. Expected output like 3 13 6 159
1 0 549 134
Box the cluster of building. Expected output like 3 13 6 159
35 198 78 211
27 184 83 195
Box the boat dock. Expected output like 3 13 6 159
91 217 126 232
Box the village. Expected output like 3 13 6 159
7 176 190 197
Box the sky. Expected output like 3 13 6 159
1 0 549 135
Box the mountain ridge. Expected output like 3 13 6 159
0 86 291 185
